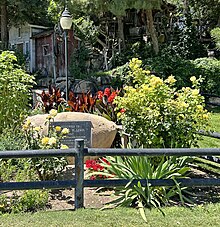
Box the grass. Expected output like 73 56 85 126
196 107 220 174
2 107 220 227
194 157 220 175
198 108 220 148
1 203 220 227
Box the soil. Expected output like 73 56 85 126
48 165 118 211
47 165 220 211
1 165 220 212
48 188 116 211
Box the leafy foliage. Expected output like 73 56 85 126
142 52 220 95
0 128 26 151
193 58 220 95
73 16 99 44
94 155 191 222
22 109 69 180
0 190 49 214
95 87 119 122
0 51 35 133
39 85 65 113
168 15 207 60
7 0 52 26
37 86 119 122
143 48 198 89
211 27 220 51
69 44 92 80
115 58 210 148
67 91 96 113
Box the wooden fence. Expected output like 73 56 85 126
1 139 220 209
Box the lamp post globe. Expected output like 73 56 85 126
60 8 72 30
60 7 72 102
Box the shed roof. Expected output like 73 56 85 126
31 29 54 39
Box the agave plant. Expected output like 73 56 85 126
91 155 191 222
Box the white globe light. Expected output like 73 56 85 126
60 8 72 30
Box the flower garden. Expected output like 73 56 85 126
0 50 220 223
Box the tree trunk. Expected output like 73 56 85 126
217 16 220 27
117 15 125 50
146 9 159 55
1 0 8 49
183 0 189 15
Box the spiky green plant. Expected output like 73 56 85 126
90 155 191 222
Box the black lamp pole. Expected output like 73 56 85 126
60 7 72 102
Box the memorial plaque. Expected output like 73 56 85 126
52 121 92 148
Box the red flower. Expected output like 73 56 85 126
120 108 126 113
97 91 103 100
101 157 110 165
90 175 96 180
104 88 111 97
86 158 109 180
108 92 117 103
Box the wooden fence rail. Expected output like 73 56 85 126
1 139 220 209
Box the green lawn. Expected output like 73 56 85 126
1 203 220 227
198 109 220 148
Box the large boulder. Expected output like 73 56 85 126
28 112 117 148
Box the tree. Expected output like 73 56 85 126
107 1 130 49
0 0 8 49
71 0 161 51
128 0 162 55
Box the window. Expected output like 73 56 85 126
25 42 29 55
0 14 2 42
42 45 50 56
17 43 23 53
18 28 21 38
11 44 15 50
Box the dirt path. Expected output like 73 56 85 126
49 188 116 211
48 165 117 211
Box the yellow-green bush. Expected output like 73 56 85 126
115 58 209 148
0 51 35 132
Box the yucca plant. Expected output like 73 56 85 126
91 155 192 222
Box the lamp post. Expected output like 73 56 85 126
60 7 72 102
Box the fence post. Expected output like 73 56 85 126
75 139 84 209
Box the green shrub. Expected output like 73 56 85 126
22 109 68 180
193 58 220 95
143 49 199 89
143 52 220 95
69 44 91 80
211 27 220 50
0 158 48 214
93 155 191 222
0 51 35 132
0 128 26 151
0 190 49 214
115 58 210 148
15 190 49 213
